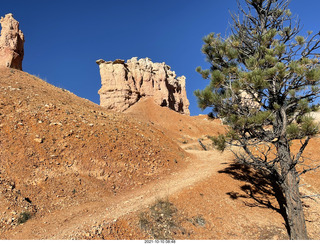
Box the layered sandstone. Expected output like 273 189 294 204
96 57 190 115
0 13 25 70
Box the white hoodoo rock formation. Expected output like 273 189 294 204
96 57 190 115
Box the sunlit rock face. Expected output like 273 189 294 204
0 13 25 70
97 57 190 115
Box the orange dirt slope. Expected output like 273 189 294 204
1 68 320 240
0 68 187 236
125 97 226 149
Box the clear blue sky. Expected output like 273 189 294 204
1 0 320 115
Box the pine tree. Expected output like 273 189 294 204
195 0 320 239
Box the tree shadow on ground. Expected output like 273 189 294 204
218 162 290 236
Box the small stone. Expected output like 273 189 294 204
34 138 43 143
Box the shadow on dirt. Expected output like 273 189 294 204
218 162 290 237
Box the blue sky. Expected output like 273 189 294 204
1 0 320 115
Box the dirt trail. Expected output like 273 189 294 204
4 147 233 240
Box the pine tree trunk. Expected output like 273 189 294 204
278 140 308 240
282 169 308 240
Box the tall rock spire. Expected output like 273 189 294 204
0 13 25 70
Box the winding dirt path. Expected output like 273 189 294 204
3 148 233 239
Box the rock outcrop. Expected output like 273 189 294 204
0 13 25 70
96 57 190 115
239 90 260 110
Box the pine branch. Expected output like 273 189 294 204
293 136 310 166
301 194 320 199
298 163 320 176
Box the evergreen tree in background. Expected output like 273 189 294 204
195 0 320 239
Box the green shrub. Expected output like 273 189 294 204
17 211 31 224
139 199 182 240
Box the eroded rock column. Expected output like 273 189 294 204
0 13 25 70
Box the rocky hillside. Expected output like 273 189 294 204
1 68 320 240
0 68 187 232
125 97 226 148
